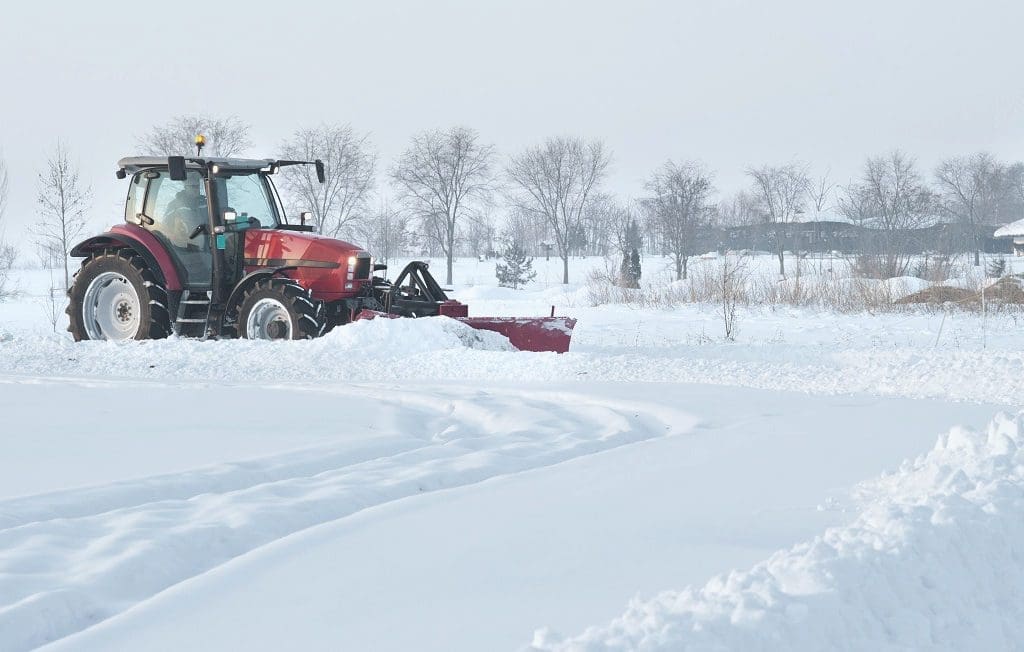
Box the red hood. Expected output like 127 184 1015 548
244 229 364 266
243 229 367 301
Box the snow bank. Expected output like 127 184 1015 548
530 411 1024 651
880 275 930 299
325 315 514 352
0 316 513 382
941 275 984 291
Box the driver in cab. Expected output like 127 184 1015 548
166 175 208 249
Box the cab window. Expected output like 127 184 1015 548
125 174 145 223
144 170 209 248
220 174 278 228
140 170 212 288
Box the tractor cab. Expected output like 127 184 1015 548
118 156 298 291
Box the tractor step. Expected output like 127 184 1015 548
173 290 212 337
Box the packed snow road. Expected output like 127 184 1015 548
0 375 691 650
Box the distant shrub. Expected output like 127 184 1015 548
495 241 537 289
987 256 1007 278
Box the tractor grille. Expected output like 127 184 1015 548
354 255 371 280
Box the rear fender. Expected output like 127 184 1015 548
70 229 182 290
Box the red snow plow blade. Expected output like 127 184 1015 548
459 316 576 353
355 310 577 353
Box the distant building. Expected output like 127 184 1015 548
712 220 1010 256
995 218 1024 256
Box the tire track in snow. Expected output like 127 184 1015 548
0 383 694 652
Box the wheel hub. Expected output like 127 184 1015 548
82 271 142 341
116 301 133 323
246 298 293 340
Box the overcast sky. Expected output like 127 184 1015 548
1 0 1022 248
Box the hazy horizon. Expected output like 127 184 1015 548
2 0 1022 250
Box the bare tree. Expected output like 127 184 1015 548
582 194 629 258
279 124 376 239
138 115 251 157
0 153 15 299
586 192 637 257
33 142 92 290
844 150 933 278
390 126 494 284
1005 162 1024 206
836 182 875 226
35 241 64 270
504 206 551 256
806 168 836 215
999 162 1024 223
0 244 15 299
643 160 714 280
716 254 749 341
935 152 1006 266
860 151 933 231
506 136 611 284
462 213 497 259
716 190 763 228
0 153 7 225
746 161 810 277
355 199 409 265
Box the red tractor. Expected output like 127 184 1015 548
66 150 575 352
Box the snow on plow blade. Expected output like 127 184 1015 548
457 316 577 353
355 310 576 353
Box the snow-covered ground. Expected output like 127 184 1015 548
1 254 1023 651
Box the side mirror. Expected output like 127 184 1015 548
373 263 388 272
314 160 325 184
168 156 187 181
300 211 315 227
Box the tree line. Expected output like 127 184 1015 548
11 115 1024 290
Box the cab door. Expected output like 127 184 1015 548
134 170 213 289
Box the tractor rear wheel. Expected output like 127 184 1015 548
67 249 171 341
236 278 324 340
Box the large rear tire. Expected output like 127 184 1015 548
67 249 171 341
235 278 324 340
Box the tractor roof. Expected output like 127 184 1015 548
118 157 276 174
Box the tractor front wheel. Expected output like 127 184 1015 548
236 279 324 340
67 249 171 341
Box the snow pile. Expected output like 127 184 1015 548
880 275 930 299
941 274 984 291
325 315 514 353
530 411 1024 651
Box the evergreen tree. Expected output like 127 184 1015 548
629 248 642 283
495 241 537 289
987 255 1007 278
617 219 642 288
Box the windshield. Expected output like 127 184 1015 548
217 173 280 228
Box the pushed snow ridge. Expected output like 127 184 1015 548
531 411 1024 652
